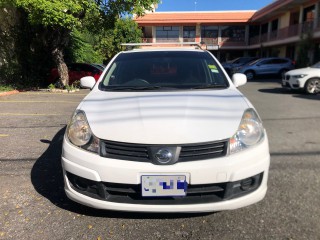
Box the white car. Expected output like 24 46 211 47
62 44 270 213
282 62 320 94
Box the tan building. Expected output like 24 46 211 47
135 0 320 64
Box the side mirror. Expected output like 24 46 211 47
80 76 96 89
232 73 247 87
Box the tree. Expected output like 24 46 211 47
3 0 159 86
99 18 143 60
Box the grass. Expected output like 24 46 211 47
0 85 15 92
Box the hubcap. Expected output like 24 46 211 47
307 79 320 93
246 72 253 80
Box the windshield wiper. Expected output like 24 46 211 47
190 84 227 89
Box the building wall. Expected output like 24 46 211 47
280 12 291 28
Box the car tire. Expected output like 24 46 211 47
304 78 320 94
245 71 255 81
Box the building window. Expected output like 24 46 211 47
303 5 315 22
183 26 196 42
156 26 179 41
201 26 218 38
221 26 245 42
183 26 196 38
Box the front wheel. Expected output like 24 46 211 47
245 71 254 81
304 78 320 94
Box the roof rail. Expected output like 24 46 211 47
121 42 203 50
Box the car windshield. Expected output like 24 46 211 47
100 51 229 91
311 62 320 68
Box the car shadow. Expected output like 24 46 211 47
31 127 213 219
258 87 320 100
246 75 282 83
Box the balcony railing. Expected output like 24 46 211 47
183 38 196 42
142 20 320 48
220 37 246 46
201 38 218 45
249 20 318 44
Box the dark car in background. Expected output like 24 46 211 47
221 57 258 76
232 57 295 80
48 63 104 86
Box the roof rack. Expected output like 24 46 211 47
121 42 203 50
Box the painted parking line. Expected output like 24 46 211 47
0 101 79 103
21 92 88 96
0 113 62 116
0 134 9 137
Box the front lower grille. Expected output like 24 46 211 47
66 172 264 205
100 139 228 163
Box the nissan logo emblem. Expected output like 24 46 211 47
155 149 173 164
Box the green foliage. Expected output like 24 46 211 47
0 0 159 87
66 29 104 64
0 84 14 92
13 0 97 29
99 18 142 59
48 83 55 89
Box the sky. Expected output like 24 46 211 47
156 0 275 12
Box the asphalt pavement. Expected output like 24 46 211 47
0 83 319 239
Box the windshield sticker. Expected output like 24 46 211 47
208 65 219 73
208 65 217 70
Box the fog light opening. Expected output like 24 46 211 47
74 177 89 191
240 177 255 191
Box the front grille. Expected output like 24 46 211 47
100 140 228 163
67 172 264 205
179 141 227 161
100 141 150 162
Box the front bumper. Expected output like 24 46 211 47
62 135 270 212
282 76 305 90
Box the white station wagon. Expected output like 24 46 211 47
62 43 270 213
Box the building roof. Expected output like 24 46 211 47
251 0 299 22
135 11 256 25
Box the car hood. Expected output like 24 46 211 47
287 67 319 75
79 89 250 144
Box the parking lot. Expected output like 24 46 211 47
0 80 320 239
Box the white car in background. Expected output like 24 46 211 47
62 43 270 213
282 62 320 94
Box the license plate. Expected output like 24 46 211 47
141 175 187 197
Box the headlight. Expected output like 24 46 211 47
67 110 100 153
229 108 264 154
292 74 307 79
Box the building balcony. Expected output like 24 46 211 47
220 37 246 47
200 38 218 45
249 20 318 46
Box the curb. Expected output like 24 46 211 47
0 90 19 97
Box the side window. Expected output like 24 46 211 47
72 64 82 72
80 64 93 72
259 60 271 65
68 64 75 71
272 59 287 64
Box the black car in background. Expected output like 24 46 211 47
221 57 259 76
